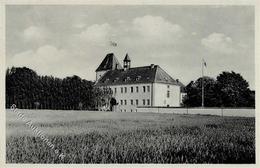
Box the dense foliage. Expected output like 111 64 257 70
183 71 255 107
6 67 111 110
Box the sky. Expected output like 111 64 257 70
6 5 255 89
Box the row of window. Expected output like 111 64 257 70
120 99 150 106
120 109 137 112
114 85 150 94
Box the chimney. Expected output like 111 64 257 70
150 64 155 68
176 79 179 83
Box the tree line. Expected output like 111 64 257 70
182 71 255 107
6 67 112 110
6 67 255 110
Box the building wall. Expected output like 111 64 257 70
108 83 152 112
101 83 181 112
153 83 181 107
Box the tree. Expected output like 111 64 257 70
5 66 103 110
216 71 254 107
183 71 255 107
183 77 220 107
92 87 113 110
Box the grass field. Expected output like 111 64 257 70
6 109 255 163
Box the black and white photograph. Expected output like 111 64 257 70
1 0 258 165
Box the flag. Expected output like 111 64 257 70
109 41 117 47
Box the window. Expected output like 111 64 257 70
143 86 146 92
124 109 126 112
136 76 141 81
124 100 127 105
147 86 150 92
131 109 133 112
121 109 122 112
167 90 170 98
136 99 139 106
136 86 139 92
131 87 133 93
167 85 170 89
121 87 123 93
120 100 123 105
125 87 127 93
131 99 133 105
147 99 150 105
114 88 117 94
143 99 146 105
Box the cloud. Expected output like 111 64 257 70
8 45 72 78
201 33 235 54
73 23 86 29
131 15 183 43
22 26 49 43
72 15 184 50
192 32 197 36
8 16 190 82
7 43 111 80
78 23 112 46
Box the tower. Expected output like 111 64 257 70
95 53 122 81
123 53 131 70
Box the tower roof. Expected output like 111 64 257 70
96 53 123 72
123 53 131 62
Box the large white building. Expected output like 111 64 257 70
95 53 184 112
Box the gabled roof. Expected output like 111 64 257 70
123 53 131 62
96 53 123 72
95 65 182 86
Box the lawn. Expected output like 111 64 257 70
6 109 255 163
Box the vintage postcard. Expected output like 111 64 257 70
0 0 259 167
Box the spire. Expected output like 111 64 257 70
124 53 131 62
123 53 131 70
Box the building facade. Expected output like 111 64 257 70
95 53 184 112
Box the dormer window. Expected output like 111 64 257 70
123 77 131 82
136 76 141 81
113 77 119 82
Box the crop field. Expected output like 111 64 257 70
6 109 255 163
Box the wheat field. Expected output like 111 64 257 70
6 109 255 163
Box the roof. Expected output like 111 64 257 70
96 53 123 72
123 54 131 62
95 65 182 86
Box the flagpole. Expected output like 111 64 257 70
201 59 204 108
